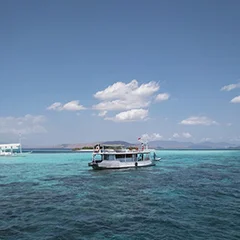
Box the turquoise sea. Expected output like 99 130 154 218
0 150 239 240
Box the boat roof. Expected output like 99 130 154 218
93 150 150 155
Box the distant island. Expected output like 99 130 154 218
72 144 139 151
54 140 240 151
228 146 240 149
73 146 93 151
23 140 240 150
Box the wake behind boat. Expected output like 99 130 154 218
88 142 158 170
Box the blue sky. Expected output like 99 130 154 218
1 0 240 146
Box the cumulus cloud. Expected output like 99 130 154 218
93 79 160 111
173 133 180 138
105 109 148 122
182 132 192 138
155 93 170 102
93 99 150 111
47 102 62 111
0 114 47 135
94 80 159 100
230 96 240 103
180 116 218 126
98 111 107 117
139 133 163 142
221 83 240 91
47 100 86 111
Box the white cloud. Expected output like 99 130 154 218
227 123 232 127
105 109 148 122
93 79 160 111
230 96 240 103
94 79 159 100
63 101 86 111
182 132 192 138
221 83 240 91
98 111 107 117
47 102 62 111
94 80 137 100
155 93 170 102
139 133 163 142
0 114 47 135
47 100 86 111
93 99 150 111
133 81 160 97
173 133 180 138
180 116 218 126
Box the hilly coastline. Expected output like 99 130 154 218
27 140 239 150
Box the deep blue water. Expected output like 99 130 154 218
0 150 239 240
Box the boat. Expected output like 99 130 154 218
0 143 21 157
88 143 156 170
0 143 32 157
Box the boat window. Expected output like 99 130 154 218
138 154 143 161
93 154 102 161
104 154 115 160
126 154 132 158
116 154 125 159
109 155 115 160
143 153 150 160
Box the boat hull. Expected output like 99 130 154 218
88 160 155 170
0 151 32 157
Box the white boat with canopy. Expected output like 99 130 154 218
88 142 157 170
0 143 31 157
0 143 21 156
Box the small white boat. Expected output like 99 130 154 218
0 143 31 157
88 143 156 170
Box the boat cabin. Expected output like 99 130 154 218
92 144 150 163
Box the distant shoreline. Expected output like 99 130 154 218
74 149 93 152
23 147 240 151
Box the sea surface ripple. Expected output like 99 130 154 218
0 150 239 240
